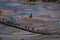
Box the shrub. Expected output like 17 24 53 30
29 13 32 18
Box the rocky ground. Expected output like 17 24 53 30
0 1 60 40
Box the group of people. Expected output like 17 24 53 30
0 18 18 26
0 18 48 34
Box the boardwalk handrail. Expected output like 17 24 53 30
0 18 60 35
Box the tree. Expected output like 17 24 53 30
29 13 32 18
48 0 58 2
8 16 16 22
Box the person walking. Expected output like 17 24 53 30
32 27 34 31
25 26 28 29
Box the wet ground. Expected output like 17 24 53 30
0 2 60 18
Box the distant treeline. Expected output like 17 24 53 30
28 0 60 2
28 0 37 2
42 0 59 2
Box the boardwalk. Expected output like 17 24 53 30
0 17 60 35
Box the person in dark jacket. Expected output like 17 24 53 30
21 38 24 40
37 29 40 32
25 26 27 29
32 27 34 31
